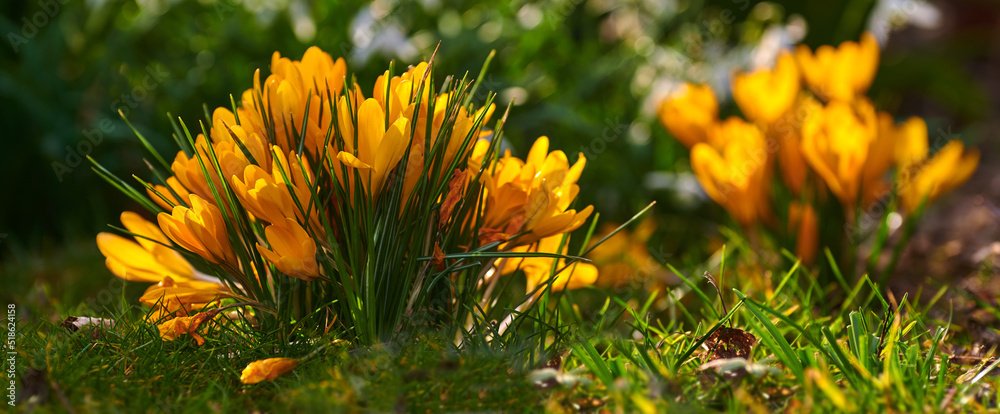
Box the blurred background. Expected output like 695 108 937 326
2 0 998 317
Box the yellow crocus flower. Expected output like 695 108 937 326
893 116 929 170
501 235 598 293
293 46 349 97
399 101 494 204
238 47 347 153
231 164 296 225
207 107 269 172
860 112 899 206
690 118 770 225
240 357 300 384
139 276 232 317
480 137 593 246
231 146 322 235
272 147 322 229
170 137 224 202
466 139 493 178
372 63 493 151
366 64 495 204
213 131 270 183
207 107 239 144
899 140 979 213
155 107 270 212
732 51 800 124
788 202 819 265
800 99 878 206
147 176 191 211
657 83 718 148
795 32 879 102
256 218 320 281
336 98 410 198
157 194 238 267
96 211 195 283
586 217 668 288
372 62 432 126
98 212 231 320
766 94 822 195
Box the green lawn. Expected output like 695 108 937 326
9 241 999 413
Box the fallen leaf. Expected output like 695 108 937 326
60 316 115 333
704 327 757 361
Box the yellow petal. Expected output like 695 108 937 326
732 51 799 123
337 151 373 170
690 143 728 203
371 117 410 191
120 211 171 249
240 357 300 384
551 262 598 292
96 233 167 281
357 98 386 163
657 84 718 147
526 136 550 166
894 117 928 169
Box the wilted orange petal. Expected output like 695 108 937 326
240 357 300 384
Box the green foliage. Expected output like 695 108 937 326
17 305 546 412
11 233 999 412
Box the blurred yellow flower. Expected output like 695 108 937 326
859 112 899 206
256 218 320 281
788 202 819 265
501 235 598 293
795 32 879 102
732 51 800 124
690 118 770 225
899 141 979 213
801 99 877 206
480 137 593 246
586 217 667 288
158 195 238 267
657 83 718 148
240 357 300 384
893 117 929 171
766 94 821 195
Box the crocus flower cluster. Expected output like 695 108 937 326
94 46 598 375
658 33 979 264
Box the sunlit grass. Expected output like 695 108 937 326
14 238 1000 412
